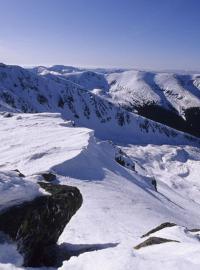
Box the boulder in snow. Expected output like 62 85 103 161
0 182 83 267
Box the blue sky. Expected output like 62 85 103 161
0 0 199 70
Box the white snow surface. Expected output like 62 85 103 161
107 70 200 114
0 113 200 269
0 171 44 212
0 113 91 175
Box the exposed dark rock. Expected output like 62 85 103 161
115 148 135 172
12 169 25 178
134 236 179 250
3 112 14 118
40 171 57 182
116 111 125 126
115 156 125 166
0 182 83 267
37 94 48 105
58 96 65 108
141 222 176 238
188 228 200 232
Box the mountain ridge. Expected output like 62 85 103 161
31 64 200 137
0 63 199 146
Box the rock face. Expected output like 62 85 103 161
0 182 83 267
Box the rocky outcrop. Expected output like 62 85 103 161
40 171 57 182
115 148 135 172
134 236 179 250
141 222 176 238
188 228 200 232
0 182 83 267
12 169 25 178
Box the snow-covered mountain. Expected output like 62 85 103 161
32 65 200 137
107 70 200 111
107 70 200 136
0 63 199 146
1 63 200 270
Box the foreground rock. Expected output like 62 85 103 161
0 182 83 267
134 236 179 250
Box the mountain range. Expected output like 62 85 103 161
0 63 200 270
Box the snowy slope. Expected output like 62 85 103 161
53 70 109 91
0 113 200 269
132 225 200 270
123 144 200 204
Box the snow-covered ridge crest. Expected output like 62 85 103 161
0 112 93 175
